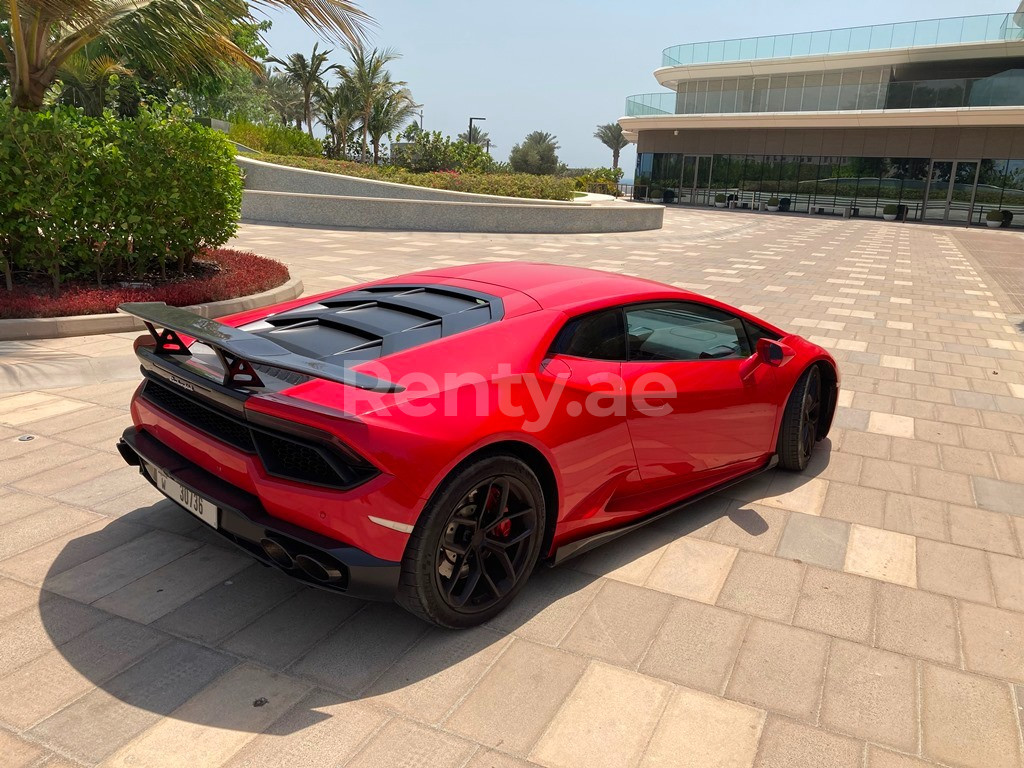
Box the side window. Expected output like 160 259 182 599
551 309 626 361
743 319 780 349
625 302 752 362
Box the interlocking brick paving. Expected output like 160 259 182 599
1 207 1022 767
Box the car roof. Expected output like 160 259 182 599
397 262 694 311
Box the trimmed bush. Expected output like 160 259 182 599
767 197 780 206
0 249 288 319
883 204 899 215
0 104 242 292
257 153 576 201
228 121 323 157
715 193 727 204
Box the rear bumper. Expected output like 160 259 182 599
117 426 401 601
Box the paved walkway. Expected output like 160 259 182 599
1 208 1023 768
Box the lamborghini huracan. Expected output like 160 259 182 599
117 263 839 627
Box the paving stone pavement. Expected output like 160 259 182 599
1 207 1023 768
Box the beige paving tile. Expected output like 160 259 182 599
102 664 312 768
875 583 959 665
844 525 917 587
958 601 1024 683
0 576 41 620
710 500 788 554
989 553 1024 611
753 715 863 768
0 617 165 729
793 567 875 643
484 568 602 647
530 662 670 768
757 476 829 516
559 579 675 668
347 718 474 768
716 550 804 623
0 504 101 560
866 746 935 768
822 483 887 527
921 664 1022 768
465 750 538 768
641 685 765 768
916 539 994 603
640 599 747 694
726 619 829 720
948 504 1019 555
92 544 251 624
445 639 587 756
820 640 918 751
867 412 915 439
569 526 673 586
883 494 947 542
645 537 738 603
0 728 48 768
364 626 511 724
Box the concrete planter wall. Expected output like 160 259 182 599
242 190 665 234
238 156 572 206
236 156 664 234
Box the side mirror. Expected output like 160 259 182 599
758 338 785 367
741 338 793 380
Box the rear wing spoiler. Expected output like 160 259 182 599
118 302 403 393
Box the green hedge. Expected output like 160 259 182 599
0 105 242 291
228 121 323 157
257 154 577 201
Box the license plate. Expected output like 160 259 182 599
154 466 219 528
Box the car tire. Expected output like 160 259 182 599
777 365 822 472
395 454 546 628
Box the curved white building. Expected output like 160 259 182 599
620 7 1024 226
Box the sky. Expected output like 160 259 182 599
259 0 1016 175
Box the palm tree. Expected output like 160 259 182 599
340 42 403 162
594 122 629 170
457 123 490 147
265 70 305 128
368 85 417 164
316 80 361 159
267 43 340 135
1 0 369 111
52 44 131 117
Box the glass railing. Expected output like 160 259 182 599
625 71 1024 116
661 13 1024 67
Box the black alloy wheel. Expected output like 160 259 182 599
396 454 546 628
433 475 539 613
778 365 823 471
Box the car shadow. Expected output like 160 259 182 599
35 439 832 749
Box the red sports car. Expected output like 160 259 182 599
117 263 839 627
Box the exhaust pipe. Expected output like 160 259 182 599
294 554 344 583
260 538 295 570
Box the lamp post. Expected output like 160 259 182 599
468 116 486 145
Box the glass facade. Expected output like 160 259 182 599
634 153 1024 228
662 13 1024 67
626 68 1024 117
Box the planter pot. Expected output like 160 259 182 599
987 219 1002 228
715 202 727 208
767 205 779 212
883 214 897 221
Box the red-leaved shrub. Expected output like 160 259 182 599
0 249 289 319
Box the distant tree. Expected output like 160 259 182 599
267 43 340 135
458 123 491 147
594 122 628 170
508 131 560 175
368 87 418 164
317 80 361 158
341 43 404 162
266 70 305 129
